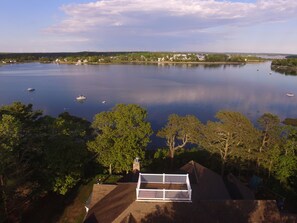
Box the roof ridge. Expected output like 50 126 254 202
85 183 137 223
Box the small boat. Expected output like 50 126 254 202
102 100 106 104
286 93 294 97
27 88 35 92
76 95 87 100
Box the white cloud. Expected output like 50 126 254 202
42 0 297 52
46 0 297 33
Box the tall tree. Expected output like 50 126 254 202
273 126 297 191
258 113 281 152
88 104 152 174
256 113 282 173
0 102 43 176
40 112 91 195
157 114 200 159
199 111 258 175
0 102 45 220
0 115 21 217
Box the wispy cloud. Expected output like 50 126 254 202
46 0 297 33
43 0 297 52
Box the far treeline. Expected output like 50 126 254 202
271 58 297 75
0 52 264 64
1 102 297 221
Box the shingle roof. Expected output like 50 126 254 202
225 173 255 200
179 160 231 200
87 184 117 209
84 161 281 223
85 183 136 223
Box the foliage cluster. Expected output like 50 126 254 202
286 55 297 59
272 58 297 67
1 52 264 65
87 104 152 174
1 102 297 221
271 58 297 75
157 111 297 197
0 103 92 221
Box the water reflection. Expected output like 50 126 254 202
0 62 296 128
155 63 245 69
271 65 297 76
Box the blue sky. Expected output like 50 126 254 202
1 0 297 53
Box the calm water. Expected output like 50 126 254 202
0 62 297 130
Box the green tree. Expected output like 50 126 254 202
0 102 43 180
40 112 91 195
271 126 297 192
0 115 21 217
256 113 282 173
157 114 200 159
205 54 228 62
200 111 258 175
88 104 152 174
0 102 45 220
258 113 281 152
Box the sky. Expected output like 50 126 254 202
1 0 297 53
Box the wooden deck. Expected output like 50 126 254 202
140 183 188 190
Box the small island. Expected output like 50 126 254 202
271 57 297 75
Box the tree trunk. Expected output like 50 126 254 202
221 135 229 176
169 149 174 171
221 160 226 176
109 164 112 175
169 148 175 159
256 157 261 175
268 160 273 178
260 133 268 152
0 174 8 217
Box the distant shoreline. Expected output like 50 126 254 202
0 60 266 67
55 60 264 66
0 52 267 66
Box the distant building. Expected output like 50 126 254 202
196 54 205 61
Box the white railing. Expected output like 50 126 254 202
136 173 192 202
140 173 188 184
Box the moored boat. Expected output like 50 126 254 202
76 95 87 100
286 93 294 97
27 88 35 92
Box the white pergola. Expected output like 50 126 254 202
136 173 192 202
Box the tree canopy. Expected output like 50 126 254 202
198 111 259 175
88 104 152 174
0 102 92 221
39 112 91 195
157 114 200 159
1 101 297 221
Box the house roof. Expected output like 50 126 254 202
84 161 281 223
179 160 231 200
87 184 117 209
119 200 281 223
225 173 255 200
84 183 136 223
